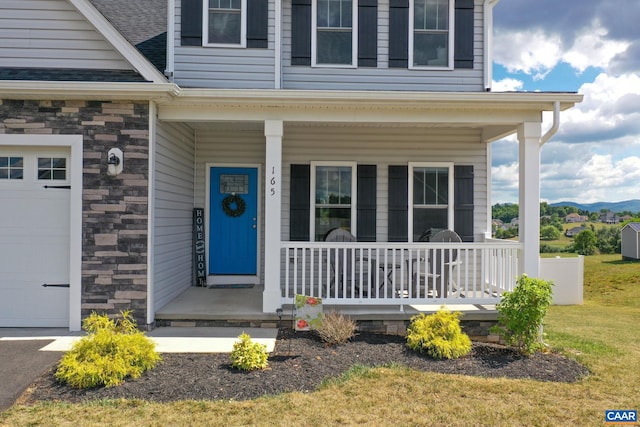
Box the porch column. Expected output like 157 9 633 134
518 122 542 277
263 120 284 312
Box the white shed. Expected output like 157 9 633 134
621 223 640 260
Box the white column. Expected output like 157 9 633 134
518 122 542 277
263 120 284 312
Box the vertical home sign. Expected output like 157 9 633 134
193 208 207 286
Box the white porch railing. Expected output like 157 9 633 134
281 240 521 305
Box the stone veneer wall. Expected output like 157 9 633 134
0 99 151 327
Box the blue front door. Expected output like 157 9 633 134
209 167 258 275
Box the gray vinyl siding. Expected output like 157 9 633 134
173 0 276 89
281 125 488 241
0 0 133 70
153 120 196 312
283 0 484 91
190 124 488 289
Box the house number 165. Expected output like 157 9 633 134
270 167 277 196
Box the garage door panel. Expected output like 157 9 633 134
0 150 70 327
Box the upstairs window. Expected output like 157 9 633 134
203 0 246 46
313 0 357 66
410 0 453 68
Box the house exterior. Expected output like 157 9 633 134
565 226 586 238
565 213 587 223
0 0 582 331
599 211 620 224
621 223 640 260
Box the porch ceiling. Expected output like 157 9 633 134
157 89 582 144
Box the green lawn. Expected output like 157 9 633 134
2 254 639 426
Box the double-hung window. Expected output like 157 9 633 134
204 0 246 46
312 0 357 66
311 162 357 241
410 0 453 68
409 163 453 241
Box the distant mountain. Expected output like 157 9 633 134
550 199 640 213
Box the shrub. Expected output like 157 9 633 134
405 308 472 360
491 275 553 355
55 311 161 389
230 333 269 371
315 312 357 346
574 229 597 255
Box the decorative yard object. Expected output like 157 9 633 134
491 275 553 355
55 311 161 389
294 294 323 331
406 308 472 360
230 333 269 371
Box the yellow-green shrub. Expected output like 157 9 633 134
55 311 161 388
406 308 472 359
230 333 269 371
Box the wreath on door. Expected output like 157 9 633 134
221 194 246 217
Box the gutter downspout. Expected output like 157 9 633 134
483 0 500 91
540 101 560 146
166 0 176 82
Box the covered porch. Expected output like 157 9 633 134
153 90 582 323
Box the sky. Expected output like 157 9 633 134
490 0 640 205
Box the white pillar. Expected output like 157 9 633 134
518 122 542 277
263 120 284 312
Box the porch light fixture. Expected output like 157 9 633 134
106 148 123 176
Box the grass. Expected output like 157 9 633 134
2 254 639 426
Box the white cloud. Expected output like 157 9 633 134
492 78 524 92
559 72 640 143
562 23 629 73
493 30 562 76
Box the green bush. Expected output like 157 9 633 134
55 311 161 389
230 333 269 371
315 312 357 346
406 308 472 360
491 275 553 355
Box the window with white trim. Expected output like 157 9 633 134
0 156 23 180
37 157 67 181
410 0 453 68
409 163 453 241
313 0 357 66
204 0 246 46
311 162 357 240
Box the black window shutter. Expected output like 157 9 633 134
247 0 268 48
388 165 408 241
290 164 311 241
291 0 312 65
358 0 378 67
357 165 377 241
454 165 474 242
388 0 409 68
181 0 203 46
454 0 474 69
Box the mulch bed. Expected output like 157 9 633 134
23 329 589 404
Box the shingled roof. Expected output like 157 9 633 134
89 0 167 74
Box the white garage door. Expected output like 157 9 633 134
0 147 70 327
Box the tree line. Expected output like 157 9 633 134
492 203 640 255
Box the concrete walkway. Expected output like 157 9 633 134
0 327 278 353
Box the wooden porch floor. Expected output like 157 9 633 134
155 286 498 325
